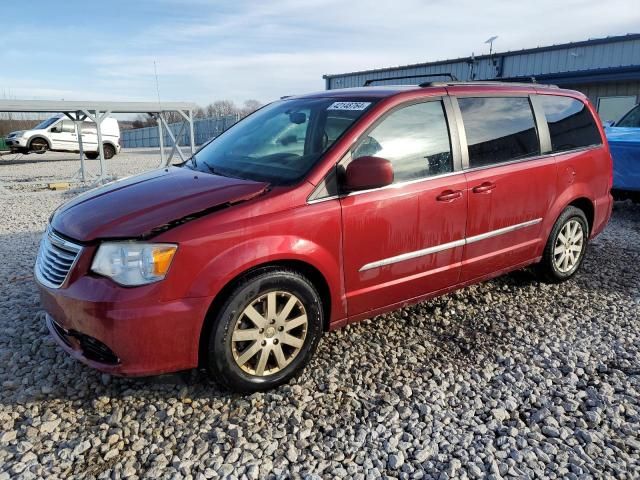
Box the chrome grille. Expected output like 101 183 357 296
35 228 83 288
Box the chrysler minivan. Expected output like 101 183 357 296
36 82 613 392
6 113 121 159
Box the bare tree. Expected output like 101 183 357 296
206 100 237 118
239 99 263 118
122 99 263 133
131 114 154 129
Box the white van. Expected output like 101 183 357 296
6 113 121 159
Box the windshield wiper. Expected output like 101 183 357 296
202 163 234 178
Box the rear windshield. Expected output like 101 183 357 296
186 98 375 185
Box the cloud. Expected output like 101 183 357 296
0 0 638 105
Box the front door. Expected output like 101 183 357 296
49 119 78 150
340 99 467 316
455 96 557 281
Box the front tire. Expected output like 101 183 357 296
29 138 48 154
535 206 589 283
206 269 323 393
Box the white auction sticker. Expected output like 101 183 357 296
327 101 371 111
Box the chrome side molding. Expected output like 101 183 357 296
359 218 542 272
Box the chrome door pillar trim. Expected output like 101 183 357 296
359 218 542 272
529 94 552 154
447 94 469 169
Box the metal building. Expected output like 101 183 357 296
323 34 640 122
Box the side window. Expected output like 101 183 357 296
60 120 76 133
538 95 602 152
352 101 452 182
616 104 640 128
458 97 540 168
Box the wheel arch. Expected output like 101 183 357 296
28 135 52 150
197 259 333 368
567 197 594 235
102 141 118 157
545 184 596 240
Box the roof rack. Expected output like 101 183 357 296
420 79 559 88
364 73 458 86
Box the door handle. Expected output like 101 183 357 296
472 182 496 194
436 190 463 202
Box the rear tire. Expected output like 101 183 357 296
85 145 115 160
103 144 116 159
206 269 323 393
535 206 589 283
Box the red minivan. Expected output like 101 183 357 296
36 82 613 392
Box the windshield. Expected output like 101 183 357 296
34 117 60 130
617 105 640 128
186 98 375 184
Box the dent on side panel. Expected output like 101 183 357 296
179 199 347 324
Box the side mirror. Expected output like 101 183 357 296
344 156 394 191
603 120 615 128
50 124 61 133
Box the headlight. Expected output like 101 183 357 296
91 242 177 286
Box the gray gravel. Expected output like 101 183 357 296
1 152 639 479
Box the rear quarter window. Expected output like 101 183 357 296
538 95 602 152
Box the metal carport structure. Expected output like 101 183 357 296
0 99 199 185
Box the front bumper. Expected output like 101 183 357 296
5 137 27 148
37 276 212 376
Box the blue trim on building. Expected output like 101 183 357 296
503 66 640 85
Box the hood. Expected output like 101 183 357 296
606 126 640 146
51 167 269 242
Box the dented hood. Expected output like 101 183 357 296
51 167 268 242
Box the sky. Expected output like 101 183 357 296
0 0 638 108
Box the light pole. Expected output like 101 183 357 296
485 36 498 56
485 36 499 78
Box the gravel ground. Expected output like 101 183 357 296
0 148 189 188
0 151 639 479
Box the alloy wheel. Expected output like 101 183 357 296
231 291 308 376
553 219 584 273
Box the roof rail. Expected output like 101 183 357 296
420 79 559 88
364 72 458 86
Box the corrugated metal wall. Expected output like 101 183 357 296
121 115 238 148
325 35 640 89
569 80 640 104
